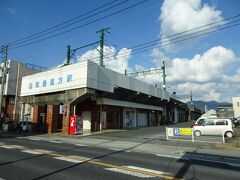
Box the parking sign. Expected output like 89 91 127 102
173 128 180 136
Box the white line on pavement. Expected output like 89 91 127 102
0 145 16 149
108 148 123 151
54 156 84 163
49 140 62 144
124 166 171 175
27 137 40 141
105 167 154 178
21 150 43 155
156 153 189 160
34 149 54 154
75 144 88 147
9 145 26 149
125 150 132 153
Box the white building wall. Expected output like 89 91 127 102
232 97 240 118
21 61 171 101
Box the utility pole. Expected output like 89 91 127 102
188 91 193 122
96 28 110 67
66 45 71 65
0 45 9 119
162 60 166 90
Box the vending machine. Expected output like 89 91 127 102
69 115 83 135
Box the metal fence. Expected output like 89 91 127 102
166 127 226 143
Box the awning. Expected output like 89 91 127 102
96 98 163 111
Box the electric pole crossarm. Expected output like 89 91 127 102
65 41 100 65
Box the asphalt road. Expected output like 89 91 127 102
0 136 239 180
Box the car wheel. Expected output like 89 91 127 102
225 131 233 138
194 130 201 137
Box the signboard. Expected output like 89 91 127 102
179 128 192 135
59 105 65 114
21 61 89 96
167 128 192 136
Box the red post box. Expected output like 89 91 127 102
69 116 76 135
69 115 83 135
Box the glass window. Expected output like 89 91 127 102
216 120 228 125
202 119 214 126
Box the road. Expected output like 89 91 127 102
0 136 239 180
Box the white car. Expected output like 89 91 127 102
193 118 234 138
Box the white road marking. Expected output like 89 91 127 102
106 165 171 178
105 167 154 178
34 149 54 154
75 144 88 147
49 140 62 144
156 153 189 160
124 166 170 175
10 145 25 149
69 155 91 161
108 148 123 151
27 137 40 141
17 136 40 141
125 150 132 153
21 150 43 155
54 156 83 163
0 145 15 149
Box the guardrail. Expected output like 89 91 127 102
166 127 226 143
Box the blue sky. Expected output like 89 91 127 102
1 0 240 102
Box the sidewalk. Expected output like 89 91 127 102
1 122 240 159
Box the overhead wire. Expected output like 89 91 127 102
9 0 152 50
129 14 240 49
79 18 240 66
8 0 120 46
70 17 240 65
10 0 130 47
42 18 240 78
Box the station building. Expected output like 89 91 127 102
20 61 193 134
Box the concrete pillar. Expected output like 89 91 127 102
32 105 39 132
46 105 53 134
62 103 71 135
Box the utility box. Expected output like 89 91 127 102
69 115 83 135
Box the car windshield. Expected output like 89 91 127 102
197 119 204 124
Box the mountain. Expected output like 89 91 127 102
187 101 232 111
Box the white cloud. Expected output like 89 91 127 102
77 46 132 74
167 46 236 83
159 0 223 51
136 46 238 102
